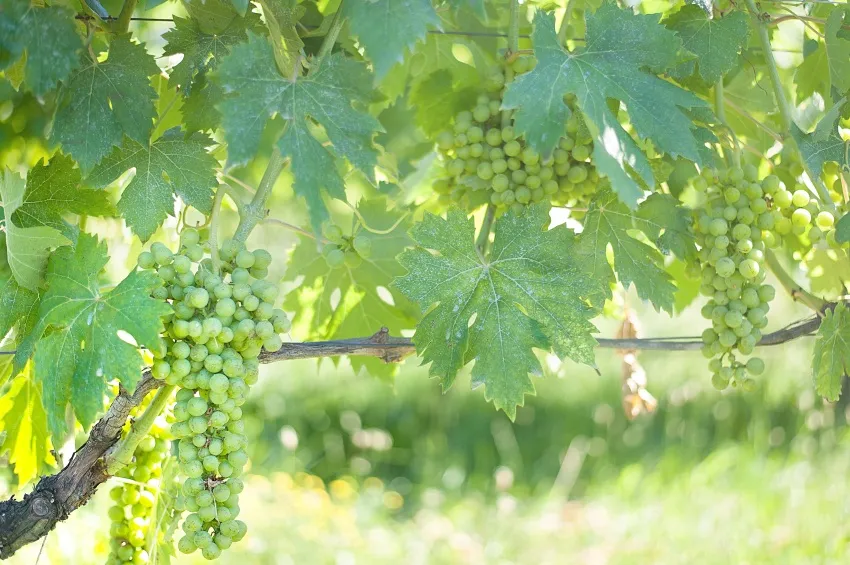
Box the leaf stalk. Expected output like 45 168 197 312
105 384 175 474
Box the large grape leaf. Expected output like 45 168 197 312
502 7 708 208
21 234 170 439
813 303 850 401
216 33 382 232
665 6 748 83
51 36 159 172
0 365 55 485
0 169 68 290
259 0 304 78
86 129 218 242
345 0 440 79
11 154 113 234
163 11 260 92
0 1 82 96
577 189 677 313
395 204 602 419
795 6 850 103
284 198 418 379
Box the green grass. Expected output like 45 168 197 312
10 440 850 565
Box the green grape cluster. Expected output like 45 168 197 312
320 223 372 269
433 56 599 214
106 399 172 565
770 179 840 248
137 228 291 560
693 165 780 390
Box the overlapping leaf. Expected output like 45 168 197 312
346 0 440 79
20 234 170 439
665 6 749 83
11 154 113 234
259 0 304 78
0 365 55 485
577 189 677 313
795 6 850 103
163 10 261 92
395 204 603 418
216 33 382 232
0 272 38 342
86 129 217 241
284 199 418 379
52 36 159 171
813 303 850 401
0 0 82 96
502 7 708 208
0 169 68 290
635 192 697 262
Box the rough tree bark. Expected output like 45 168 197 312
0 315 829 558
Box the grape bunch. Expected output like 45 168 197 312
765 177 841 249
137 228 291 560
106 397 172 565
693 165 780 390
433 56 600 214
320 223 372 269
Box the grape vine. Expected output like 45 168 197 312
0 0 849 561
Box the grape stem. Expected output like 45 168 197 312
105 384 175 475
476 204 497 254
714 79 741 168
114 0 137 33
558 0 576 45
501 0 521 128
208 184 228 274
764 248 827 312
232 148 288 245
743 0 836 214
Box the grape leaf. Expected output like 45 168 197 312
185 0 239 34
11 154 113 234
577 189 677 313
813 302 850 401
502 7 707 208
259 0 304 78
806 247 850 294
0 169 69 290
163 12 260 92
23 234 170 438
52 36 159 172
666 258 701 313
182 75 222 132
216 33 382 232
86 129 218 242
0 272 38 342
284 198 418 379
395 204 602 418
0 1 82 96
665 6 748 84
795 6 850 103
0 365 55 485
791 123 847 180
409 69 479 136
345 0 440 79
634 193 697 262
